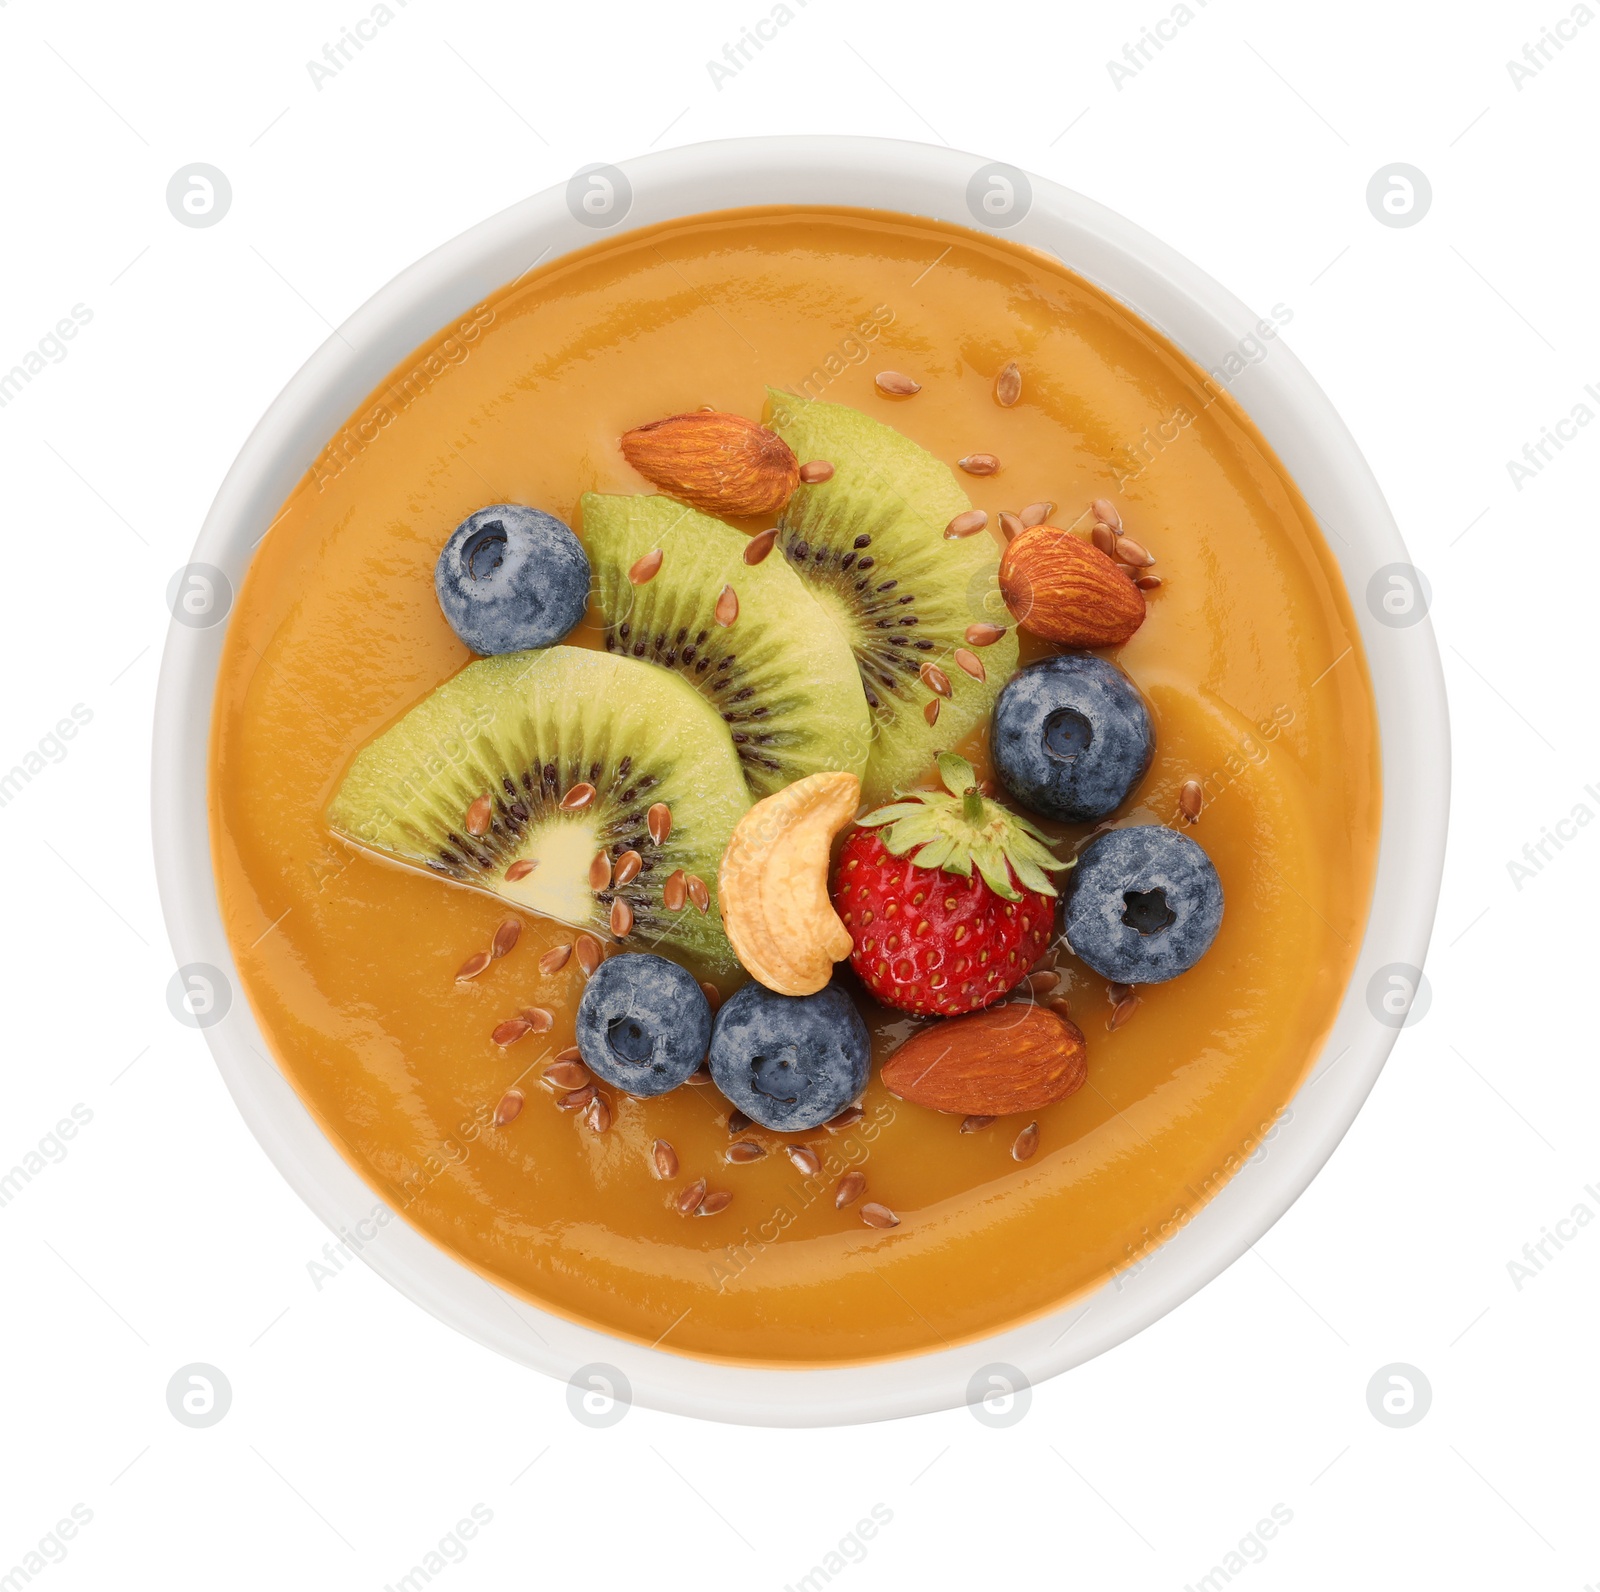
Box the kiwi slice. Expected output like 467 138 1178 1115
581 492 871 798
764 391 1021 801
325 647 750 974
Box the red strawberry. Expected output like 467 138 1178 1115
831 753 1069 1017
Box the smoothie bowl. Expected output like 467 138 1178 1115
153 137 1447 1425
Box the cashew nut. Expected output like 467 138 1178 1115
717 771 860 995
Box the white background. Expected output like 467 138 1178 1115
1 0 1595 1586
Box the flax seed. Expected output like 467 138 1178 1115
662 870 687 912
953 648 986 682
835 1170 866 1207
944 509 988 540
1091 523 1118 557
558 1083 596 1112
965 622 1007 646
539 944 573 975
1092 497 1121 529
743 527 779 565
455 950 492 982
959 1115 994 1133
826 1105 865 1132
491 1018 531 1047
1113 534 1155 567
727 1109 752 1134
685 1066 713 1086
798 460 835 483
1020 500 1053 528
647 802 672 845
583 1093 611 1134
1109 992 1141 1030
544 1059 590 1090
714 584 739 627
613 849 642 886
726 1141 766 1164
465 794 492 836
699 980 721 1014
994 362 1022 407
628 548 664 585
1011 1122 1039 1161
505 858 537 882
1179 780 1204 822
998 510 1024 541
685 874 710 913
494 1089 525 1126
1027 970 1060 996
560 782 597 812
860 1202 900 1228
1135 574 1162 591
787 1145 821 1176
490 918 523 960
677 1178 707 1215
575 934 603 976
609 898 634 937
923 698 940 726
920 662 952 698
697 1190 732 1216
589 851 612 891
651 1139 679 1179
875 370 920 396
958 453 1001 476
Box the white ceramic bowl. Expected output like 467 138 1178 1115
152 135 1448 1426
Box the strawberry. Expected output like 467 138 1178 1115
832 753 1070 1017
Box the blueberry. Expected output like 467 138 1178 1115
435 503 590 654
1062 825 1223 983
708 981 870 1132
992 655 1153 823
575 953 711 1096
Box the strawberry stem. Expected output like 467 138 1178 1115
854 758 1069 899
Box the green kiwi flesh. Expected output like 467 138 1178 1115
765 391 1020 801
582 492 872 798
325 646 750 974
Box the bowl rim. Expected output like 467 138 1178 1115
152 133 1449 1426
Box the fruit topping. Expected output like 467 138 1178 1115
619 410 799 517
706 980 870 1132
583 493 872 797
881 1002 1087 1115
764 392 1020 800
1062 825 1224 983
992 655 1154 824
574 952 712 1097
997 525 1146 649
435 504 590 655
325 647 751 974
718 771 860 996
832 753 1067 1017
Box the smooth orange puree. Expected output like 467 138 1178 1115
210 208 1379 1364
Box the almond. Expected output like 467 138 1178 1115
620 411 799 517
998 525 1146 648
880 1002 1088 1115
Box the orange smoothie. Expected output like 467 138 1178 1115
209 207 1380 1363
